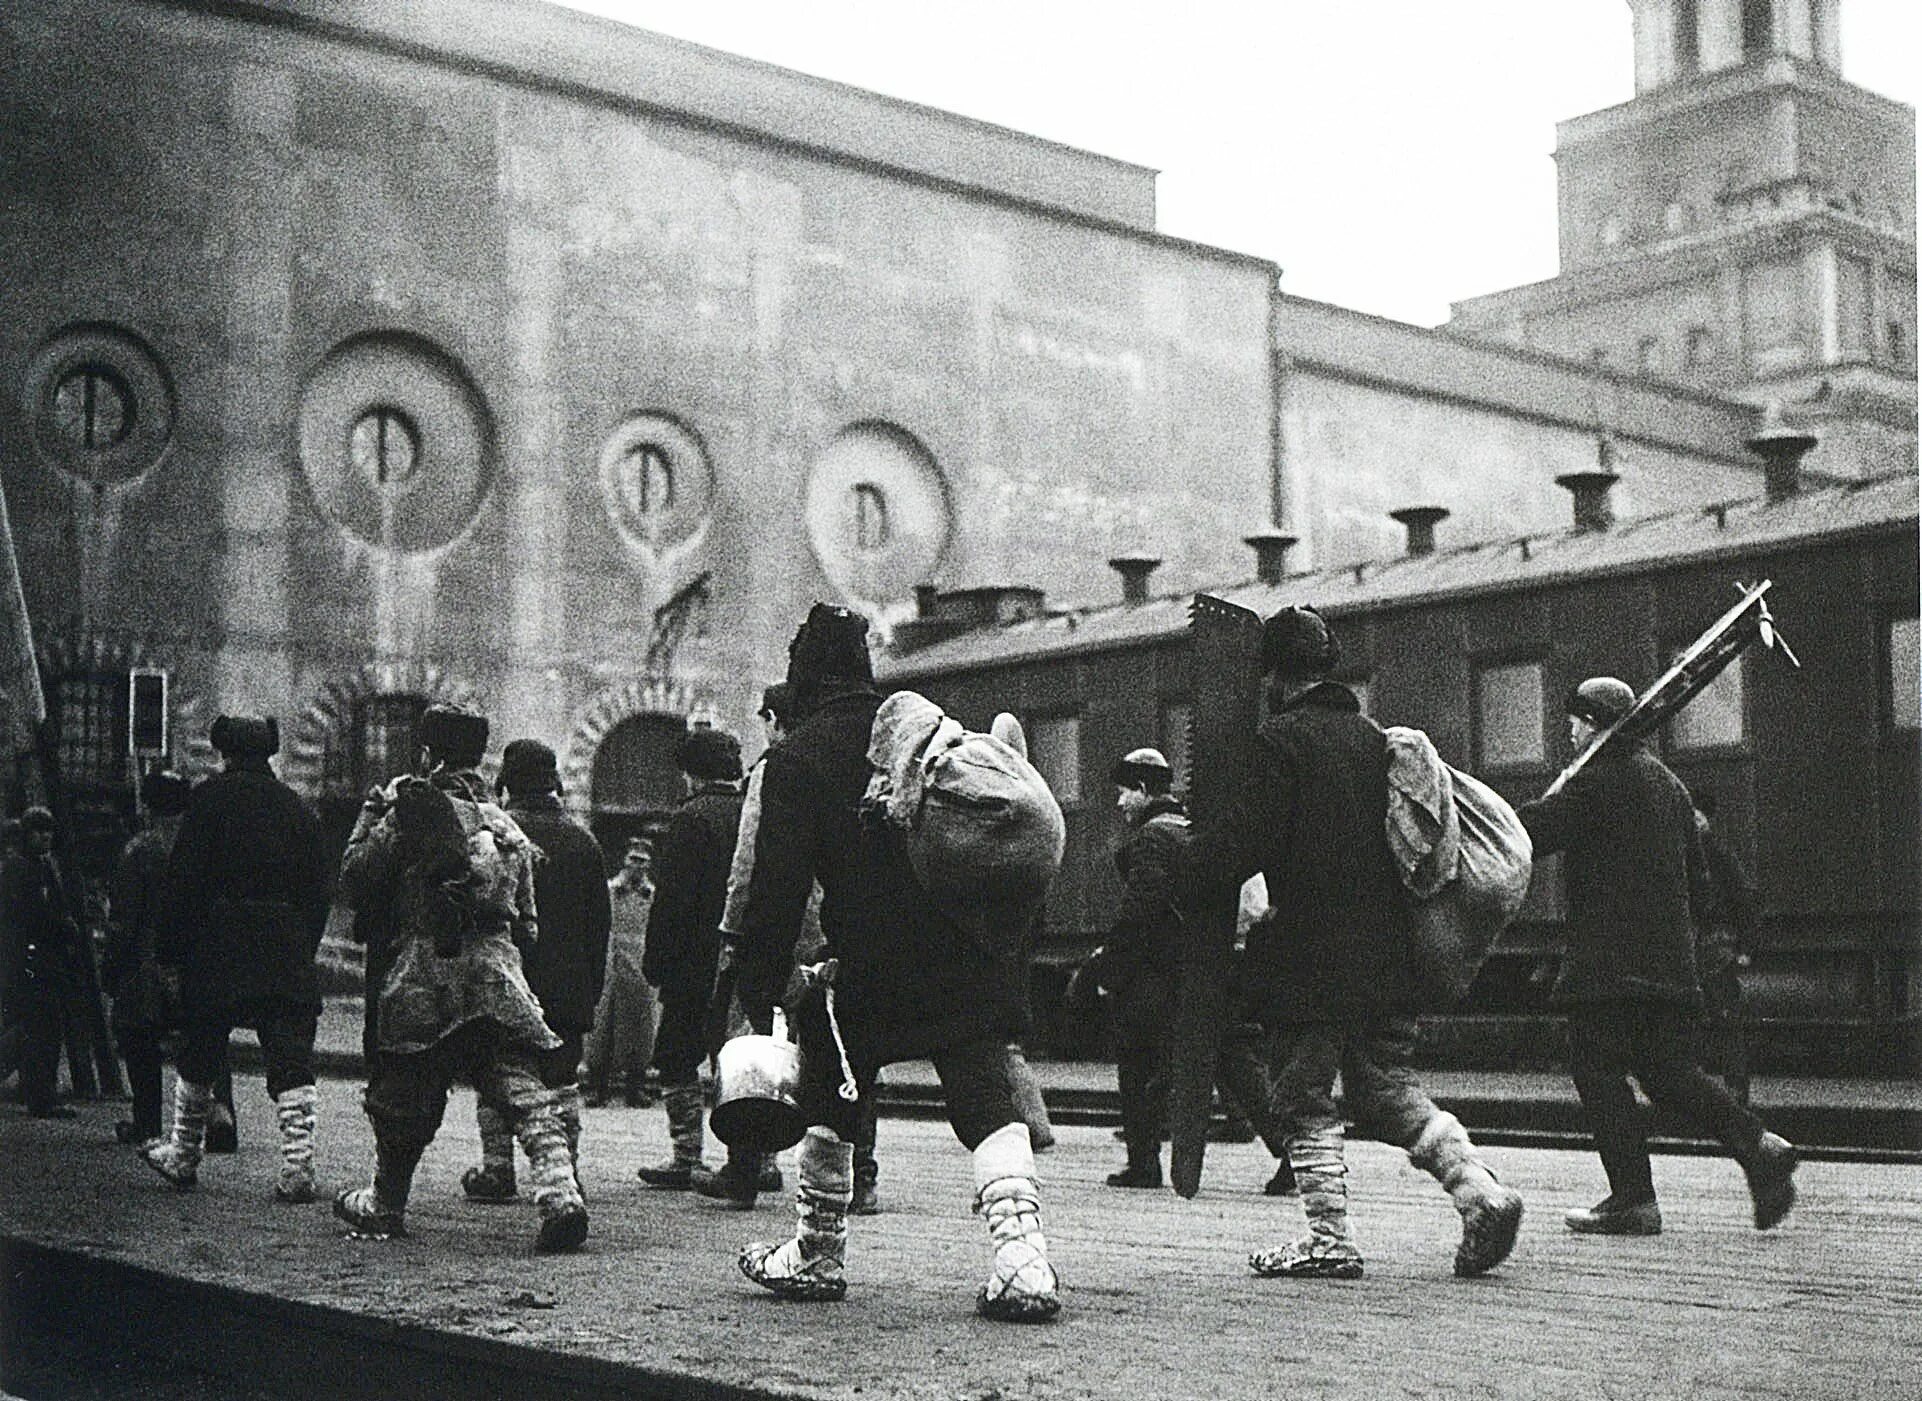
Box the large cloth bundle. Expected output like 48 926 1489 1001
864 692 1066 925
1383 727 1533 1003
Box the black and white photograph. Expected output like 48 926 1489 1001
1 1 1917 1397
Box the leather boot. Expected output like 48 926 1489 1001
334 1140 419 1237
141 1076 211 1190
1409 1110 1524 1277
740 1128 853 1301
637 1083 709 1188
1250 1124 1363 1279
273 1084 320 1204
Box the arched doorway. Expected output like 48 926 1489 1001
589 712 688 858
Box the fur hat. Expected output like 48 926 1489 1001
210 715 279 758
758 682 797 726
1110 747 1175 794
141 769 192 816
1261 605 1341 680
17 805 56 835
497 738 561 796
1566 676 1636 726
785 603 874 694
676 726 743 782
417 704 489 768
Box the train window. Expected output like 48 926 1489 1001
1669 653 1746 750
1027 714 1082 804
1159 702 1192 790
1889 617 1921 730
1475 661 1545 769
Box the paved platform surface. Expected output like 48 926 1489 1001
4 1077 1920 1401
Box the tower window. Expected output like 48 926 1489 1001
52 364 134 450
1676 0 1700 75
1741 0 1772 59
1684 326 1716 366
619 442 676 516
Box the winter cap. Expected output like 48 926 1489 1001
1261 605 1341 679
497 738 562 796
1110 747 1175 794
676 726 743 782
758 682 796 726
785 603 874 693
417 703 489 768
17 805 56 834
141 769 192 816
1566 676 1636 726
210 715 279 758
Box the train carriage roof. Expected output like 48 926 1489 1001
881 470 1919 680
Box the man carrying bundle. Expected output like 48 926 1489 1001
730 604 1062 1321
1177 605 1522 1279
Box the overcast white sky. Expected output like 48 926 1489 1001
552 1 1917 327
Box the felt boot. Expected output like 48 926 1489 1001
461 1101 519 1202
518 1096 588 1253
973 1123 1060 1322
851 1148 880 1216
1743 1132 1798 1231
1410 1111 1524 1277
273 1084 320 1204
1250 1124 1363 1279
141 1076 212 1190
1105 1142 1164 1189
739 1128 852 1301
694 1150 765 1210
637 1083 709 1188
559 1084 587 1201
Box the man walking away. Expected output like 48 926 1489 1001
461 740 610 1203
637 728 744 1191
1521 677 1795 1237
2 808 85 1118
334 704 588 1253
1177 606 1522 1280
105 769 192 1146
142 717 331 1205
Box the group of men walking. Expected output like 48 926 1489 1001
7 592 1797 1325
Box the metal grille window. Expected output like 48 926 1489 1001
52 365 133 450
1670 653 1746 750
53 672 128 784
1475 661 1545 769
323 694 428 795
1027 714 1082 804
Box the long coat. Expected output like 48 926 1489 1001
338 769 557 1057
1179 681 1417 1024
642 780 743 1005
1102 796 1190 1005
734 686 1030 1067
106 814 184 1035
1519 743 1704 1008
505 794 611 1038
157 760 331 1016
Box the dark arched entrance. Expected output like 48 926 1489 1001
589 712 688 857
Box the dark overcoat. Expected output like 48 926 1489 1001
157 760 330 1015
506 794 611 1037
105 815 183 1035
734 687 1030 1067
1102 796 1189 1015
642 780 744 1005
1179 682 1417 1024
1519 744 1704 1007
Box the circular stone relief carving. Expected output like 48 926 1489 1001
297 332 495 552
597 413 714 554
23 323 176 486
804 421 951 604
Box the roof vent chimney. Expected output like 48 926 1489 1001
1244 530 1299 584
1555 470 1620 532
1388 506 1449 558
1746 401 1818 504
1108 553 1161 605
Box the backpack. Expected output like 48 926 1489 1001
864 692 1066 920
1382 727 1533 1003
